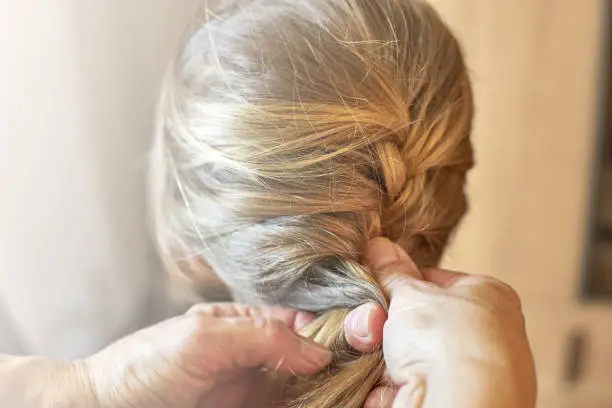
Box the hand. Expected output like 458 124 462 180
361 238 537 408
78 302 386 408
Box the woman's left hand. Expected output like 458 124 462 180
73 302 385 408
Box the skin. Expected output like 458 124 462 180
79 302 386 408
0 238 535 408
83 238 534 408
362 238 536 408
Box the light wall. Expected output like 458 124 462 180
0 0 196 358
435 1 612 406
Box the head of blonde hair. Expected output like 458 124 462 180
150 0 474 406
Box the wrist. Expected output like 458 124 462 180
71 359 102 408
0 356 99 408
39 358 99 408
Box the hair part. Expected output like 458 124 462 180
150 0 473 406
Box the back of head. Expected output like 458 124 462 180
151 0 473 406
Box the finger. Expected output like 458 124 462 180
207 316 332 375
364 238 414 271
365 386 397 408
265 307 317 331
381 368 395 386
344 303 386 353
420 268 469 288
364 238 424 295
187 303 259 318
391 381 425 408
186 303 316 330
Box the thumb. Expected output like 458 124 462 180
365 238 424 294
210 317 332 375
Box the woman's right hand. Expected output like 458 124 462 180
363 238 537 408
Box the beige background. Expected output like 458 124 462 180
435 0 612 406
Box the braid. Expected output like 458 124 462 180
151 0 474 407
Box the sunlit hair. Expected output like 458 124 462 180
150 0 474 406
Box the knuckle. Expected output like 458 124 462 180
234 303 251 317
252 317 283 338
186 303 213 316
244 304 263 318
467 276 522 308
496 282 522 307
184 313 213 340
264 318 289 340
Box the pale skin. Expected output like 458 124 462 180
0 238 536 408
362 238 537 408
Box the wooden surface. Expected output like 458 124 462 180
432 1 612 406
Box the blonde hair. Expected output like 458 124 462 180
151 0 473 406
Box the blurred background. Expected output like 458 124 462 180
0 1 610 407
436 1 612 407
0 0 198 357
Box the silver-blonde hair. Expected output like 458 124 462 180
150 0 473 406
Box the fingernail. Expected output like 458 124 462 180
294 312 316 331
368 239 405 269
347 304 375 339
379 387 397 407
300 338 332 366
